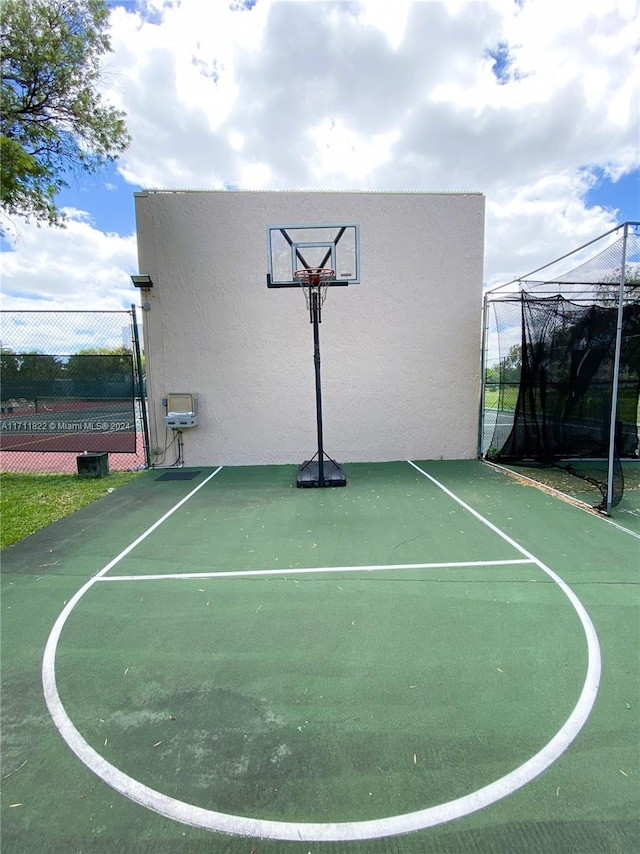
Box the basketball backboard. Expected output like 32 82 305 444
266 223 360 287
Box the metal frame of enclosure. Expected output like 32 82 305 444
480 222 640 515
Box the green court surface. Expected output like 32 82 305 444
2 461 638 853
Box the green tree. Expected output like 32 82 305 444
0 0 131 229
489 343 521 383
596 263 640 302
0 347 20 380
64 346 133 380
0 350 64 401
16 352 65 380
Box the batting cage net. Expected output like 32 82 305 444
0 310 147 473
482 222 640 515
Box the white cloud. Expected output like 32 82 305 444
484 177 619 288
239 161 273 187
358 0 413 49
2 0 638 315
0 213 138 314
307 119 401 185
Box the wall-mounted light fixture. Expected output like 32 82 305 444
131 274 153 289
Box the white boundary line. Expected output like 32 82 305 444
98 558 535 583
601 516 640 539
88 467 224 578
42 462 601 842
484 459 640 540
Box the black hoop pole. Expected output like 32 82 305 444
293 268 346 488
310 288 325 485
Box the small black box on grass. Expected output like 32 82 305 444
76 452 109 478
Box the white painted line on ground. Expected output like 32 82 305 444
42 461 601 842
98 558 535 583
597 516 640 540
90 467 223 579
484 459 640 540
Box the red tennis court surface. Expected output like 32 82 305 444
0 434 145 473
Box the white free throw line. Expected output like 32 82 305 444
98 558 535 583
42 461 601 842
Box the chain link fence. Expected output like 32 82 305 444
0 310 148 474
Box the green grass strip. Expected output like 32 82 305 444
0 471 142 549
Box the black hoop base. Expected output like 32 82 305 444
296 459 346 488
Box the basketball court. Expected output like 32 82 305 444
2 460 638 853
2 201 638 850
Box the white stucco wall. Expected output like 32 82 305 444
134 190 485 466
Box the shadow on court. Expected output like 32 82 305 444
2 461 638 853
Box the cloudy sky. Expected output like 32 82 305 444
1 0 638 320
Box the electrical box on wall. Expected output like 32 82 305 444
165 392 199 428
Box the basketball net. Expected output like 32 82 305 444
294 267 335 311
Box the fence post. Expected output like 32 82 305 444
478 291 489 457
606 223 628 515
131 305 151 469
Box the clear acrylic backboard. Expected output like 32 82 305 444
266 223 360 287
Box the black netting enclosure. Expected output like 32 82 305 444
481 222 640 514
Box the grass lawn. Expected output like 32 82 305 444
0 471 142 549
484 383 640 422
483 384 519 409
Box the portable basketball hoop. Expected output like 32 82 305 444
266 223 360 488
292 266 346 488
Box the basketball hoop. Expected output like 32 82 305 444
294 267 335 311
266 228 355 488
